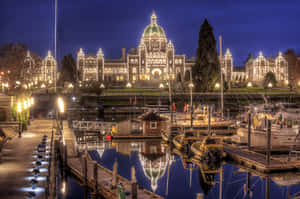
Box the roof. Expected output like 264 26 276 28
139 111 167 121
142 11 166 38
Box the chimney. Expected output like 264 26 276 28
122 46 126 61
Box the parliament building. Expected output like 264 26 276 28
76 11 195 84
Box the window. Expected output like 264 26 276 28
132 67 137 74
150 121 157 129
133 75 136 81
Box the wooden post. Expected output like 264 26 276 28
267 120 271 165
93 162 98 193
82 155 88 186
265 176 270 199
64 144 68 169
131 166 137 199
208 106 211 136
248 113 251 150
112 159 118 189
246 172 250 194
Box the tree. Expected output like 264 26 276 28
263 72 277 88
192 19 220 92
58 54 76 86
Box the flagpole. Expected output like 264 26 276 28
54 0 57 93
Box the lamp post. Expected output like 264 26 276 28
215 82 220 117
17 102 22 138
159 83 164 114
267 82 273 96
188 82 194 129
58 97 64 130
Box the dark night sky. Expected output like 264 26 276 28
1 0 300 66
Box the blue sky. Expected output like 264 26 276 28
1 0 300 66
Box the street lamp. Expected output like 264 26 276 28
268 82 273 88
126 82 132 88
159 83 164 114
247 82 252 88
58 97 64 130
188 82 194 128
100 83 105 89
17 101 22 137
215 82 220 89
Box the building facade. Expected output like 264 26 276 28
245 51 288 85
22 50 57 85
77 12 195 84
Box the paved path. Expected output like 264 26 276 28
0 120 53 199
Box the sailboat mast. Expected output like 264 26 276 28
219 36 224 119
54 0 57 93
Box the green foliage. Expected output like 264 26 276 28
263 72 277 88
192 19 220 92
58 54 76 86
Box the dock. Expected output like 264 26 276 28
61 121 163 199
224 144 300 173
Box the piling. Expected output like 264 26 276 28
93 161 98 193
131 166 137 199
208 106 211 136
248 113 251 150
82 154 88 186
267 120 271 165
112 159 118 189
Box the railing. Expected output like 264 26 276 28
72 120 116 133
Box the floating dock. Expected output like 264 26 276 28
224 144 300 173
61 121 163 199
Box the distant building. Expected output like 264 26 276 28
245 51 288 85
22 50 57 85
76 11 195 84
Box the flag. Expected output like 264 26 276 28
278 114 282 121
134 96 137 105
173 103 176 111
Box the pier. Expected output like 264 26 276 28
60 121 163 199
224 144 300 173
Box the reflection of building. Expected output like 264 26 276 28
138 141 170 192
76 11 195 84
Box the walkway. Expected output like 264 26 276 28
0 120 53 199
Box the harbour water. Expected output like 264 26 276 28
81 139 300 199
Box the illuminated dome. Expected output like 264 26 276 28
142 11 166 38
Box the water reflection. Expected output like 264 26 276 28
84 138 300 199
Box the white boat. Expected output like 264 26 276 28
233 104 300 147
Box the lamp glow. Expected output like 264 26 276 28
58 97 64 113
215 83 220 89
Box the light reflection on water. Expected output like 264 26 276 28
86 140 300 199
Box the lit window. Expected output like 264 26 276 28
133 75 136 81
133 67 137 74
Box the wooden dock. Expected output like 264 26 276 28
61 121 163 199
224 144 300 173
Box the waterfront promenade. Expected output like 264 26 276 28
0 120 53 199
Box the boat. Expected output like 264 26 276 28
172 131 196 151
191 136 225 161
161 126 182 142
175 104 236 135
233 103 300 147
